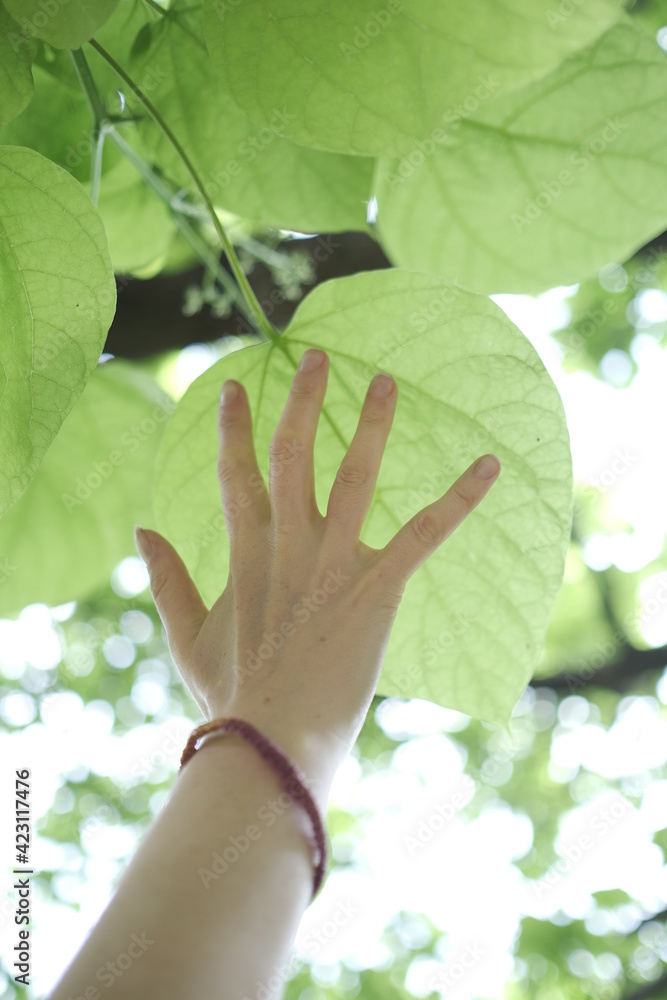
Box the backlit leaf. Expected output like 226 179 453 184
153 269 573 725
0 145 116 516
374 20 667 294
203 0 624 156
0 361 174 617
124 0 374 233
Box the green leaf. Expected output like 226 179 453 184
374 20 667 294
122 1 373 233
153 269 572 726
0 5 36 129
0 62 120 185
2 0 119 49
0 145 116 517
203 0 624 157
96 152 174 274
0 360 174 617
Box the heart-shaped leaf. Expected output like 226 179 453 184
374 20 667 294
203 0 624 157
153 269 573 726
3 0 119 49
0 145 116 517
0 360 174 617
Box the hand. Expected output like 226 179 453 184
134 348 501 802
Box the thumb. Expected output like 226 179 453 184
134 525 208 663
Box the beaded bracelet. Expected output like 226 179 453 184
180 717 327 901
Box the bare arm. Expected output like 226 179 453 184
47 349 500 999
48 733 328 999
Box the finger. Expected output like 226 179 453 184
378 454 501 586
217 378 271 544
134 526 208 664
326 371 397 539
269 348 329 526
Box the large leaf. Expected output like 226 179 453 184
153 269 573 726
374 20 667 295
0 145 116 517
115 1 373 233
0 361 174 617
0 5 36 129
2 0 119 49
203 0 624 157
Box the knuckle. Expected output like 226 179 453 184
217 455 240 490
361 405 388 426
269 433 299 473
150 565 169 604
410 510 443 547
218 407 244 432
335 457 369 490
453 482 477 506
290 379 317 399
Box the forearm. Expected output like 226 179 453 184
47 733 329 1000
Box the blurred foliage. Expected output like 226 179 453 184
2 239 667 1000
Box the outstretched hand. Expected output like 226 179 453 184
134 348 500 801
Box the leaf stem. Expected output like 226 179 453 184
70 47 106 124
106 125 254 323
87 38 279 344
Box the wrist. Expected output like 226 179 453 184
199 710 339 813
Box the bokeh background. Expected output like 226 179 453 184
1 226 667 999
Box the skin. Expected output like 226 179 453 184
47 348 500 1000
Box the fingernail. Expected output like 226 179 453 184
370 372 394 397
474 454 501 480
298 349 325 372
134 525 153 563
220 380 239 405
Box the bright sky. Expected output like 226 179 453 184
1 284 666 998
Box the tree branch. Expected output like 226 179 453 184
621 970 667 1000
533 644 667 695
